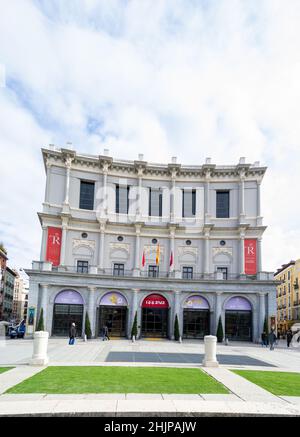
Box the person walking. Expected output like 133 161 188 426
286 329 293 348
269 329 277 350
102 324 110 341
69 322 76 345
261 332 267 347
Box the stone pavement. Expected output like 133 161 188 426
0 338 299 416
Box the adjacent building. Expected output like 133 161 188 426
2 266 17 321
0 248 8 319
25 146 277 342
275 260 300 334
12 271 28 322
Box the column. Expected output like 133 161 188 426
98 222 106 271
215 292 223 334
169 227 175 274
204 231 210 275
257 181 261 217
40 226 47 261
40 284 48 332
64 158 72 205
170 173 176 223
136 171 143 218
259 293 266 339
134 225 141 276
88 287 96 337
44 161 51 203
240 234 245 275
257 238 262 273
204 178 210 223
102 163 108 215
239 177 245 218
60 222 68 266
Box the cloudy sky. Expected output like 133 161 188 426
0 0 300 273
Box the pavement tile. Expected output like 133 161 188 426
0 394 46 402
200 394 242 402
126 393 163 399
280 396 300 404
162 394 203 400
116 400 176 414
52 400 117 414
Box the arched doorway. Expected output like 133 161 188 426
52 290 84 336
225 296 252 341
98 292 128 338
141 294 169 338
183 295 210 339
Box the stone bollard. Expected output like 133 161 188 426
29 331 49 366
202 335 219 367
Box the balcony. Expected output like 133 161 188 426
30 261 275 282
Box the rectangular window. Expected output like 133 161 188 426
182 266 193 279
116 185 129 214
149 188 163 216
216 191 230 218
79 181 95 210
288 271 291 280
182 189 196 217
113 263 125 276
217 267 228 280
77 260 89 273
148 265 159 278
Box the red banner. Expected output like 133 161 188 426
46 227 62 266
142 294 169 308
244 239 257 275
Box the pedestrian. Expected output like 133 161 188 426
102 324 110 341
269 329 277 350
69 322 76 345
286 329 293 348
261 332 267 347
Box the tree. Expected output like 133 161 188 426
36 308 44 331
263 316 269 345
0 242 7 255
85 312 92 339
131 311 138 339
174 314 180 341
216 316 224 343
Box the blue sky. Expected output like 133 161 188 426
1 0 300 272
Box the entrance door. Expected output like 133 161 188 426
52 304 83 336
141 308 168 338
183 310 210 339
225 310 252 341
99 306 127 337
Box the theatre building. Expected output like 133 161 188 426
26 146 277 342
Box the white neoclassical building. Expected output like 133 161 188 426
26 145 277 342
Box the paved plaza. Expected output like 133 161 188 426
0 338 300 416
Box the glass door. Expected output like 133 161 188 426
225 310 252 341
183 310 210 339
99 306 127 337
141 308 168 338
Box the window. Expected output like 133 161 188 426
79 181 95 210
217 267 228 279
216 191 229 218
116 185 129 214
113 263 125 276
288 271 291 280
182 189 196 217
148 265 159 278
77 260 89 273
149 188 162 216
182 266 193 279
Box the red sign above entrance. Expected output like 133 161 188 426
244 239 257 275
142 294 169 308
46 227 62 266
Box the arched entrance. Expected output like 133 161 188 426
183 295 210 339
141 294 169 338
98 292 128 338
225 296 252 341
52 290 84 336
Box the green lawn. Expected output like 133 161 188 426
232 370 300 396
6 366 228 394
0 367 13 375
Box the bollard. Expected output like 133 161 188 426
29 331 49 366
202 335 219 367
132 335 136 343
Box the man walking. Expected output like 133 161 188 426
286 329 293 348
269 329 277 351
102 324 110 341
69 322 76 345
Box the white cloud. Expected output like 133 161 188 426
0 0 300 272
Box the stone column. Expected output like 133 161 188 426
40 284 48 332
259 293 266 338
204 230 210 275
64 157 72 205
40 226 48 261
88 287 96 337
204 179 210 223
136 170 143 218
98 222 106 272
240 233 245 275
257 238 262 273
134 224 141 276
170 172 176 223
60 220 68 266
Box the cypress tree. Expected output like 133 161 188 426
85 312 92 339
216 316 224 343
131 311 138 339
36 308 44 331
174 314 180 341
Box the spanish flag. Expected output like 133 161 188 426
156 243 160 265
142 250 145 268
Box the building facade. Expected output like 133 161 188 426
0 248 8 320
275 260 300 334
12 271 28 322
26 146 277 342
2 266 17 321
